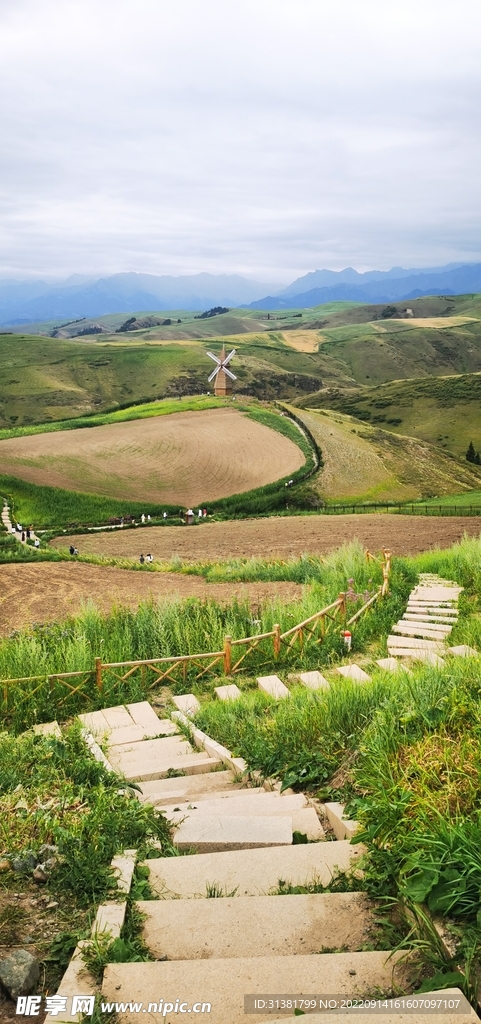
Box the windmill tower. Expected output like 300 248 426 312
206 346 236 396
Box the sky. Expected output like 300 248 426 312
0 0 480 282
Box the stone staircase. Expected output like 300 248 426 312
73 698 475 1022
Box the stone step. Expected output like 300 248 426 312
393 621 452 639
387 635 445 650
376 657 403 672
144 839 363 899
171 694 200 716
324 801 360 840
173 814 293 852
215 683 242 701
111 749 222 782
448 645 478 658
102 951 409 1024
403 612 458 624
32 721 62 738
407 601 458 611
138 771 248 805
337 664 371 682
296 670 330 690
138 891 372 960
257 674 290 698
267 988 476 1023
167 799 323 841
79 706 176 743
388 648 446 666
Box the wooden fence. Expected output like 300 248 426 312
1 550 391 714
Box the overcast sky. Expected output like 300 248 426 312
0 0 480 281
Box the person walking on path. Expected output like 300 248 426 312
34 538 40 549
139 553 145 564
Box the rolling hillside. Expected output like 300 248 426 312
290 406 481 502
296 373 481 460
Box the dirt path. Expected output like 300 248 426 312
0 563 303 637
52 513 481 561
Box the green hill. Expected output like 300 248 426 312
295 373 481 460
290 406 481 502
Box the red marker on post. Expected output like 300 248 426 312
342 630 352 652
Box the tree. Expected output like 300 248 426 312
466 441 477 463
475 452 481 466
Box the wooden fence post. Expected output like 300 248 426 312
381 549 391 596
273 623 281 658
338 592 347 619
95 657 103 692
223 635 232 675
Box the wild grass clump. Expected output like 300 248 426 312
411 534 481 593
0 723 175 904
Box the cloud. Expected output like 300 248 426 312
0 0 480 278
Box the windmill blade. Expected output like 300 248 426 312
206 351 221 365
224 367 237 381
223 349 236 367
208 366 220 383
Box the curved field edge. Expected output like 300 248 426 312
0 405 315 528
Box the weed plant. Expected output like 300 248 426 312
0 724 175 904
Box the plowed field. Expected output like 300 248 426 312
0 563 303 637
52 513 481 562
0 408 304 505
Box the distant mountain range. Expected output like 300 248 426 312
248 263 481 309
0 273 281 325
1 263 481 325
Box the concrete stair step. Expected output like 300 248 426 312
143 839 363 898
102 952 410 1024
110 750 222 782
393 621 452 639
171 694 200 716
403 612 458 624
267 988 476 1023
387 635 445 650
167 800 323 841
138 891 372 959
257 674 290 698
173 813 293 852
79 705 176 743
388 648 446 666
324 801 360 840
138 772 250 805
215 683 242 701
448 644 479 657
337 664 371 682
376 657 403 672
296 670 330 690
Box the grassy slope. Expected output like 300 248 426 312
290 406 481 501
297 373 481 460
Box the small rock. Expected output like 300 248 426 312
349 969 357 976
32 865 48 884
43 857 58 872
45 901 59 910
0 859 11 872
11 851 38 873
0 949 40 999
38 844 57 859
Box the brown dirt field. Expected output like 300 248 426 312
0 563 303 637
0 407 304 505
52 513 481 562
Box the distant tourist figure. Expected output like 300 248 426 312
120 517 124 527
34 538 40 548
147 514 151 521
198 508 202 518
73 547 79 556
146 553 153 563
203 508 207 517
139 553 145 564
21 531 25 542
16 523 22 532
163 511 168 519
69 545 75 555
186 509 194 525
26 528 31 539
141 514 145 523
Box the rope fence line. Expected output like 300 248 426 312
0 550 391 715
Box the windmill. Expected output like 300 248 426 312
206 345 236 396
